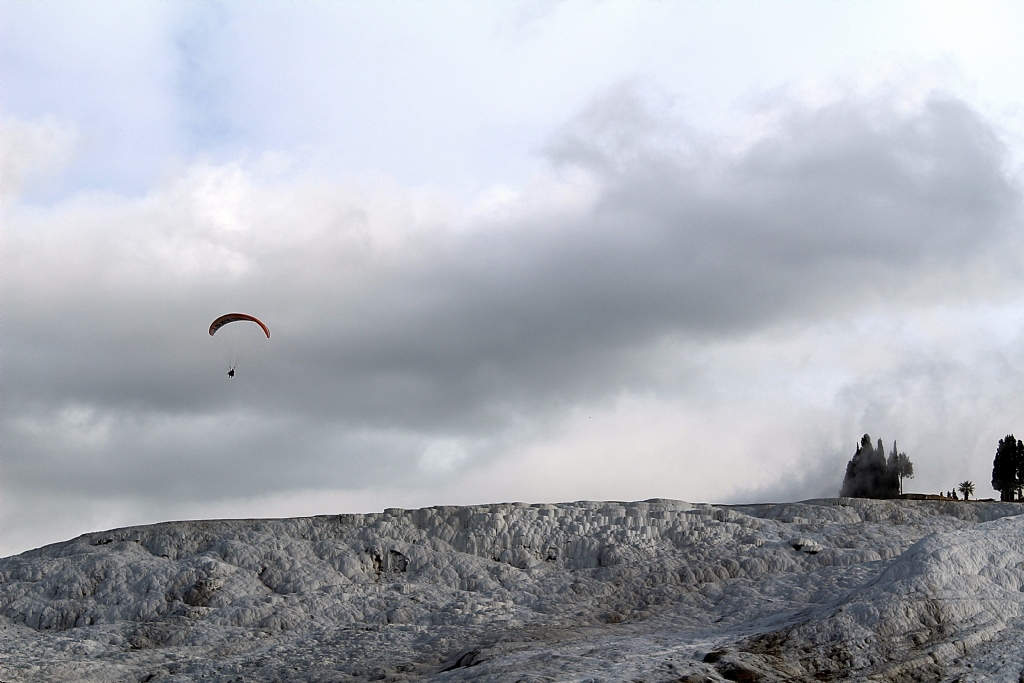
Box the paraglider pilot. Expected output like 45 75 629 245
227 367 235 378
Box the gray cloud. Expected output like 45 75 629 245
3 87 1022 547
281 89 1018 426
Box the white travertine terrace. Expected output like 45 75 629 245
3 498 1024 681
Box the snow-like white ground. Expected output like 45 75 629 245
3 498 1024 682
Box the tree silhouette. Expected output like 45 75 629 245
887 440 914 496
841 434 901 499
991 435 1022 502
958 481 974 501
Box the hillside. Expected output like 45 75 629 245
3 498 1024 682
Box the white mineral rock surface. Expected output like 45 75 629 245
4 498 1024 682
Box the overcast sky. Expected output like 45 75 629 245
3 1 1024 556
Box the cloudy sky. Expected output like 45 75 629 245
3 1 1024 556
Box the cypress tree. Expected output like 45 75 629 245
1016 439 1024 502
992 435 1020 502
841 434 900 499
887 440 914 496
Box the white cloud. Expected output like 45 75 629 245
419 439 470 473
0 117 77 202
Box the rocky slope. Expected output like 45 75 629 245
3 498 1024 682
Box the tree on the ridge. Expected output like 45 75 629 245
841 434 900 499
1017 442 1024 501
958 481 975 501
887 440 914 496
1009 439 1024 501
991 435 1022 502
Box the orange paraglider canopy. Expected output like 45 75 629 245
209 313 270 338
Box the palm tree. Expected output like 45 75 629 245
958 480 975 501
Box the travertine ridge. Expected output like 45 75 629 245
3 498 1024 682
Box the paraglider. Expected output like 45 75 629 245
208 313 271 338
209 313 270 377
